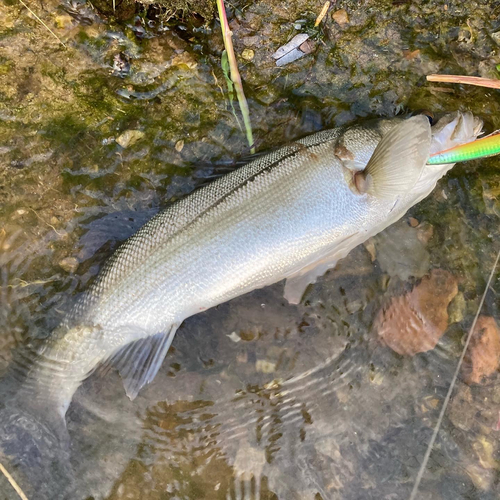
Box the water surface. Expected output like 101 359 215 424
0 0 500 498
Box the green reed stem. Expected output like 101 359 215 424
216 0 255 153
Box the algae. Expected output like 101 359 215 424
0 0 499 498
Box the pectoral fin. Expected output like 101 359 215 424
355 115 431 198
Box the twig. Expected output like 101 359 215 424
426 74 500 89
18 0 67 49
409 248 500 500
315 1 331 27
0 461 29 500
216 0 255 153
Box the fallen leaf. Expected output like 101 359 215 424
331 9 349 26
363 239 376 262
462 316 500 384
403 49 421 60
376 269 458 355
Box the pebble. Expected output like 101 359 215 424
241 49 254 61
332 9 349 26
256 359 276 373
376 269 458 355
59 256 79 273
462 316 500 384
116 130 144 148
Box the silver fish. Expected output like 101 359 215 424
0 111 481 498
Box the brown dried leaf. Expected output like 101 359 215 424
376 269 458 355
403 49 421 61
462 316 500 384
331 9 349 26
426 74 500 89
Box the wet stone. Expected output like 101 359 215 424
331 9 349 27
376 269 458 356
462 316 500 385
116 130 145 148
374 221 430 281
59 256 79 273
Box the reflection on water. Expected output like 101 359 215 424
1 0 500 498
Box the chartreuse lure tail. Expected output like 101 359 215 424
427 131 500 165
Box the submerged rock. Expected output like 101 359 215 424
374 222 431 281
376 269 458 355
462 316 500 385
59 256 79 273
116 129 145 148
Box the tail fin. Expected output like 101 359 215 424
0 375 76 499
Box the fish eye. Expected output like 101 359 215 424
413 110 434 125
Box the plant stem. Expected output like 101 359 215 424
426 74 500 89
216 0 255 153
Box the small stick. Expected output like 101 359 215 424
18 0 67 49
426 74 500 89
216 0 254 153
315 1 331 27
0 461 29 500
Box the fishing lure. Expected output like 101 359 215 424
428 130 500 164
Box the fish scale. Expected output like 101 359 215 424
0 111 484 500
4 112 482 420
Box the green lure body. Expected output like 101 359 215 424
427 131 500 164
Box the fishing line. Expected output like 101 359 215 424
0 461 29 500
409 248 500 500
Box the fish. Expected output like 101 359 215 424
0 111 482 498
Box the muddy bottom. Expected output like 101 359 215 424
1 0 500 499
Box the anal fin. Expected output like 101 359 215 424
284 232 361 304
284 258 338 305
110 324 179 400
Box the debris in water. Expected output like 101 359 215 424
216 0 254 152
374 222 430 281
426 74 500 90
59 256 79 273
116 130 145 148
272 33 313 67
331 9 349 27
227 331 241 343
462 316 500 384
241 48 254 61
315 1 331 27
376 269 458 355
255 359 276 373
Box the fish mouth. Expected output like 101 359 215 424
429 111 483 157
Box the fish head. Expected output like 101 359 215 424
335 112 482 200
414 111 483 192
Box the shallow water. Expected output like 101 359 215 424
1 0 500 498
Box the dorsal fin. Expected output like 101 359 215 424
108 324 179 400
